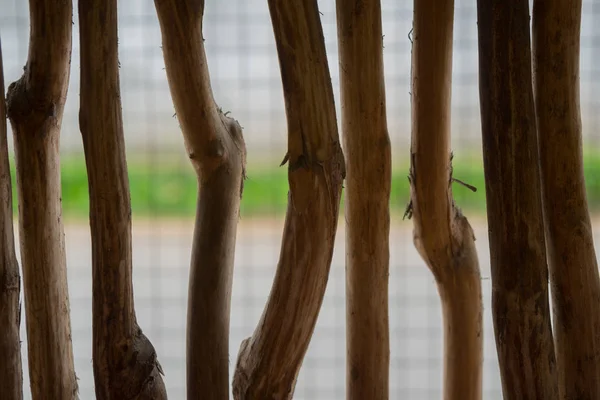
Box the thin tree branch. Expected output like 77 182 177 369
154 0 247 398
477 0 559 398
533 1 600 397
232 0 345 398
5 0 78 397
336 0 390 398
410 0 482 398
78 0 167 398
0 36 23 400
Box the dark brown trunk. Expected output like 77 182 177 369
78 0 167 398
0 36 23 400
232 0 345 398
409 0 482 398
532 1 600 398
336 1 390 398
5 0 78 397
154 0 247 398
476 0 559 398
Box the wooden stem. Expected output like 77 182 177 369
532 1 600 397
410 0 482 398
0 36 23 400
154 0 247 398
232 0 345 398
336 1 390 398
78 0 167 398
476 0 559 398
5 0 78 398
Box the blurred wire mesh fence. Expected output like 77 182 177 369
3 0 600 398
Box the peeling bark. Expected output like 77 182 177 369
0 37 23 400
409 1 482 399
5 0 78 398
78 1 167 398
336 1 390 399
154 0 247 398
532 1 600 398
476 1 559 398
231 1 345 398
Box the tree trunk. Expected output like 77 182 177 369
231 1 345 398
0 37 23 400
336 1 390 399
154 1 247 398
5 0 78 398
532 1 600 398
476 1 559 398
409 1 482 399
78 1 168 398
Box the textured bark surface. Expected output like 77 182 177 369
232 0 345 398
78 1 167 398
477 1 559 398
409 1 482 399
5 0 78 398
336 1 390 399
532 1 600 398
154 0 247 398
0 37 23 400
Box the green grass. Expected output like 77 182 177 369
7 150 600 219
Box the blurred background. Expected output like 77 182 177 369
2 0 600 398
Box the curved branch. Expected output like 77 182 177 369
5 0 78 397
0 36 23 400
78 0 167 398
533 1 600 397
477 0 559 398
336 1 390 398
410 0 482 398
232 1 345 398
154 0 247 398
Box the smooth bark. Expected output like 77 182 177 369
0 37 23 400
409 0 482 398
5 0 78 398
336 1 390 399
78 0 167 398
232 0 345 398
533 1 600 398
154 0 247 398
476 0 559 398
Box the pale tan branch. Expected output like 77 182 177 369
0 36 23 400
410 0 482 398
154 0 233 179
232 0 345 398
533 1 600 397
78 1 167 398
477 0 559 398
155 0 247 399
336 1 390 399
5 0 78 398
